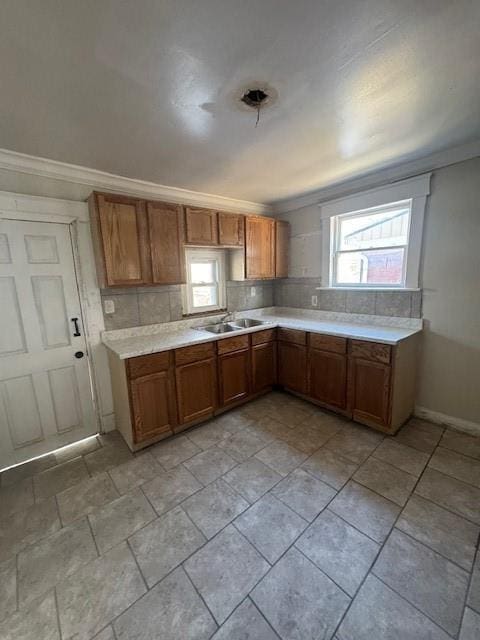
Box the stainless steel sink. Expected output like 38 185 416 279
231 318 266 328
200 323 239 334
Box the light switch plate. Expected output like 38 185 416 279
311 295 318 307
250 286 256 297
104 299 115 314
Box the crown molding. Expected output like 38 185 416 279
0 148 272 215
271 139 480 213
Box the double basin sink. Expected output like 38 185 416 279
197 318 267 334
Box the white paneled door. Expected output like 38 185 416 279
0 219 97 469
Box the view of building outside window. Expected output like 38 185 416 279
334 203 410 286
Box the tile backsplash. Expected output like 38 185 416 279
273 278 422 318
101 281 274 330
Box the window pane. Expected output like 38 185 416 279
339 207 410 251
190 261 216 284
192 285 217 307
336 248 405 285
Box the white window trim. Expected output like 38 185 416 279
320 173 430 290
182 248 226 315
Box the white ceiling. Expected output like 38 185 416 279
1 1 479 205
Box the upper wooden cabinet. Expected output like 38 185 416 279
89 192 186 288
245 216 276 279
218 212 245 247
147 201 185 284
275 220 289 278
184 206 219 245
89 193 151 287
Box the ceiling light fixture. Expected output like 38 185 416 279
240 87 272 127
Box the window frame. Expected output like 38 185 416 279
182 248 226 315
320 174 431 290
330 200 412 289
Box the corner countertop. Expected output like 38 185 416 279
102 307 422 360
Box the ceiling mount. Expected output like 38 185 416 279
241 88 269 109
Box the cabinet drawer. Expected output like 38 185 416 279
175 342 215 366
309 333 347 354
251 328 276 346
349 340 392 364
217 334 249 355
277 328 307 345
128 351 170 379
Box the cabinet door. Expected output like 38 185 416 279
245 216 275 279
350 358 391 427
275 220 289 278
147 201 186 284
95 193 151 286
309 348 347 410
218 213 244 246
278 342 307 394
184 207 218 245
218 349 250 407
130 371 175 443
252 342 276 393
175 358 217 425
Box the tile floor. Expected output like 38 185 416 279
0 391 479 639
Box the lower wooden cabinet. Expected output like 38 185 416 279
349 357 391 427
252 341 276 393
309 348 347 410
108 328 419 452
278 341 307 394
130 371 176 443
175 358 217 426
218 349 250 407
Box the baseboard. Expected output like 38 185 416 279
414 406 480 436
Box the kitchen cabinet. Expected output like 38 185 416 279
251 329 277 393
275 220 289 278
89 192 151 287
130 371 176 443
245 216 276 279
309 334 347 411
106 327 419 452
252 341 276 393
175 343 217 426
89 192 185 288
278 341 307 395
218 212 244 247
147 200 185 284
184 206 219 245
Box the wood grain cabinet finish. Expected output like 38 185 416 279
275 220 290 278
278 341 307 394
175 357 217 426
218 213 245 247
309 348 347 410
90 193 151 287
147 201 185 284
130 371 176 443
184 207 219 245
245 216 276 279
218 349 250 407
252 341 276 393
349 357 391 427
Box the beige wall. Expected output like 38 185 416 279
417 158 480 427
278 157 480 429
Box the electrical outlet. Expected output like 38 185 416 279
250 286 256 297
311 295 318 307
104 299 115 314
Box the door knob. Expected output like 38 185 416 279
74 351 84 359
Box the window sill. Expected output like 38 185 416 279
182 308 227 319
315 287 421 292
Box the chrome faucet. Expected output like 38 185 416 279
219 310 236 323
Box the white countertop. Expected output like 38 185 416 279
103 307 422 360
